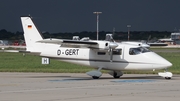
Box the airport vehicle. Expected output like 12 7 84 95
20 16 173 79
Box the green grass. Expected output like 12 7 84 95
0 52 93 73
0 52 180 74
157 52 180 74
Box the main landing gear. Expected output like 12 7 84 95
109 71 123 78
86 67 124 79
86 67 102 79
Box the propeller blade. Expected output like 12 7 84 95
110 48 113 62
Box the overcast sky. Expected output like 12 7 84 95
1 0 180 33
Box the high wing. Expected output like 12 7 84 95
37 38 119 61
37 38 99 48
37 38 118 50
37 38 97 45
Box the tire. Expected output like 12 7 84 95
113 72 120 78
113 76 120 78
165 77 171 80
92 76 99 79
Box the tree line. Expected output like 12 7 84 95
0 29 171 42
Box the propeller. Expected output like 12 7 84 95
109 48 113 62
105 34 118 62
109 42 118 62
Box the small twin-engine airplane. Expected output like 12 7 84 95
20 16 173 79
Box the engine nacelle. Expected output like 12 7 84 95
109 42 118 49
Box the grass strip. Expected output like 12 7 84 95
0 52 180 74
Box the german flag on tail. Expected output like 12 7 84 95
28 25 32 29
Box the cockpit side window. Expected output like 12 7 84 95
129 47 150 55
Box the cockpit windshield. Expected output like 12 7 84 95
129 47 151 55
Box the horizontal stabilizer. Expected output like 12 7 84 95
37 38 63 44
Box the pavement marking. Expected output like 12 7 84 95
48 78 91 82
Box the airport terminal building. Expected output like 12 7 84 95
171 33 180 45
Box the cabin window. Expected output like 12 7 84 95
97 52 106 55
113 49 122 55
129 47 150 55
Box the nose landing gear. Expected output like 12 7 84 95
158 69 173 80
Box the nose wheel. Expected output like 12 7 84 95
165 77 171 80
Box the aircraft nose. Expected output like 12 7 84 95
164 61 172 68
147 52 172 69
161 60 172 68
155 54 172 68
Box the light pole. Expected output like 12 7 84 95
93 12 102 40
127 25 131 41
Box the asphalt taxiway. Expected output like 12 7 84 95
0 73 180 101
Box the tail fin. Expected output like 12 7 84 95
21 16 43 52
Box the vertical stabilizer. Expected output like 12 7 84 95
21 16 43 52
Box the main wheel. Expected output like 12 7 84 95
92 76 99 79
113 72 120 78
114 75 120 78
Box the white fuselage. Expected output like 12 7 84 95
38 42 172 71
